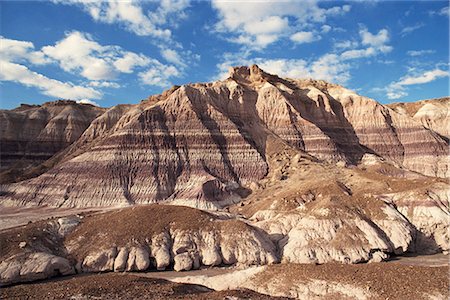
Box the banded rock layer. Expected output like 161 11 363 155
1 65 448 209
0 100 105 183
388 97 450 138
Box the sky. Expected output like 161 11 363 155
0 0 449 109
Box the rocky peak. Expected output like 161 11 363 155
228 65 277 86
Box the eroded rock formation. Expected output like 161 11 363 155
0 205 278 285
388 97 450 138
1 66 448 209
0 100 105 183
0 66 449 287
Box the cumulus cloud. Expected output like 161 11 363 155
160 48 186 67
51 0 188 39
215 26 394 86
138 60 181 87
113 52 150 73
1 34 183 101
321 25 332 33
360 28 389 48
0 60 102 100
290 31 320 44
215 52 350 85
0 36 49 65
52 1 195 67
340 28 392 60
211 0 351 48
42 32 117 80
42 31 153 80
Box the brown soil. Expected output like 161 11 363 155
2 273 284 299
0 219 64 261
254 263 449 300
231 134 443 221
65 205 253 260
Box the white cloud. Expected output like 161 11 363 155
438 6 449 16
382 68 449 99
42 32 116 80
1 34 183 100
0 60 102 100
341 47 376 60
396 69 448 86
113 52 150 73
160 48 186 67
386 90 407 100
88 81 121 88
360 28 389 48
216 52 350 85
245 16 289 35
429 6 449 17
77 99 100 106
212 0 351 48
407 49 436 57
52 0 169 39
138 60 181 87
52 0 195 68
290 31 320 44
0 36 49 65
150 0 191 26
340 28 392 60
42 31 152 80
400 23 424 36
53 0 191 39
334 40 358 50
321 25 331 33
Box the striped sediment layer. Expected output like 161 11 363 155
0 100 105 183
0 65 448 208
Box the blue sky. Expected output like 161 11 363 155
0 0 448 109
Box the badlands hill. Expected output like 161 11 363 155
0 100 105 183
0 66 449 295
0 65 448 208
388 97 450 138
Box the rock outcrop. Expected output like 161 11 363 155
0 205 278 286
1 66 449 285
0 100 105 183
1 66 448 209
232 135 449 264
388 97 450 138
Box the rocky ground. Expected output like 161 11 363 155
1 272 284 299
2 260 448 299
1 66 449 299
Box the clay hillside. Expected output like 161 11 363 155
0 65 448 208
0 66 449 299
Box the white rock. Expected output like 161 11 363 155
82 247 117 272
174 252 193 271
0 252 74 285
